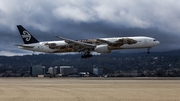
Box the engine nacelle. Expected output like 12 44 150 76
94 44 111 54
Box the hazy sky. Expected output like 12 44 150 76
0 0 180 56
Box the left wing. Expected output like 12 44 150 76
55 36 96 49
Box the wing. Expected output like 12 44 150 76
55 36 96 50
97 39 113 45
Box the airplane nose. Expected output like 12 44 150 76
156 41 160 45
157 41 160 44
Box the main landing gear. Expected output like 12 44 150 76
147 48 150 54
81 52 93 58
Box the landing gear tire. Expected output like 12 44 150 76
147 48 150 54
81 53 93 58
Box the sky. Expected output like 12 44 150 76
0 0 180 56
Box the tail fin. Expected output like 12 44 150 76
17 25 39 44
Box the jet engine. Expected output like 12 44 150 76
94 44 111 53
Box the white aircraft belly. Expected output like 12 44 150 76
120 42 153 49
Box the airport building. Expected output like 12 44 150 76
47 66 77 76
47 67 54 75
48 66 58 75
30 65 45 76
93 67 103 76
47 66 60 75
54 66 60 74
60 66 77 75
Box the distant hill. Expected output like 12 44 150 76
0 50 180 74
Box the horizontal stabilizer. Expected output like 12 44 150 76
14 44 35 48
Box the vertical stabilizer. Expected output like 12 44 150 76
17 25 39 44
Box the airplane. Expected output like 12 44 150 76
15 25 160 58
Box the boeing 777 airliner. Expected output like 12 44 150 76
15 25 160 58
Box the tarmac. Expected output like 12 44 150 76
0 77 179 101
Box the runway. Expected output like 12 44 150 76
0 77 179 101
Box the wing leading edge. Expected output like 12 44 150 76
55 36 96 48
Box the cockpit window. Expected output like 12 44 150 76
153 39 156 41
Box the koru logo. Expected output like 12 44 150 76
22 31 31 41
